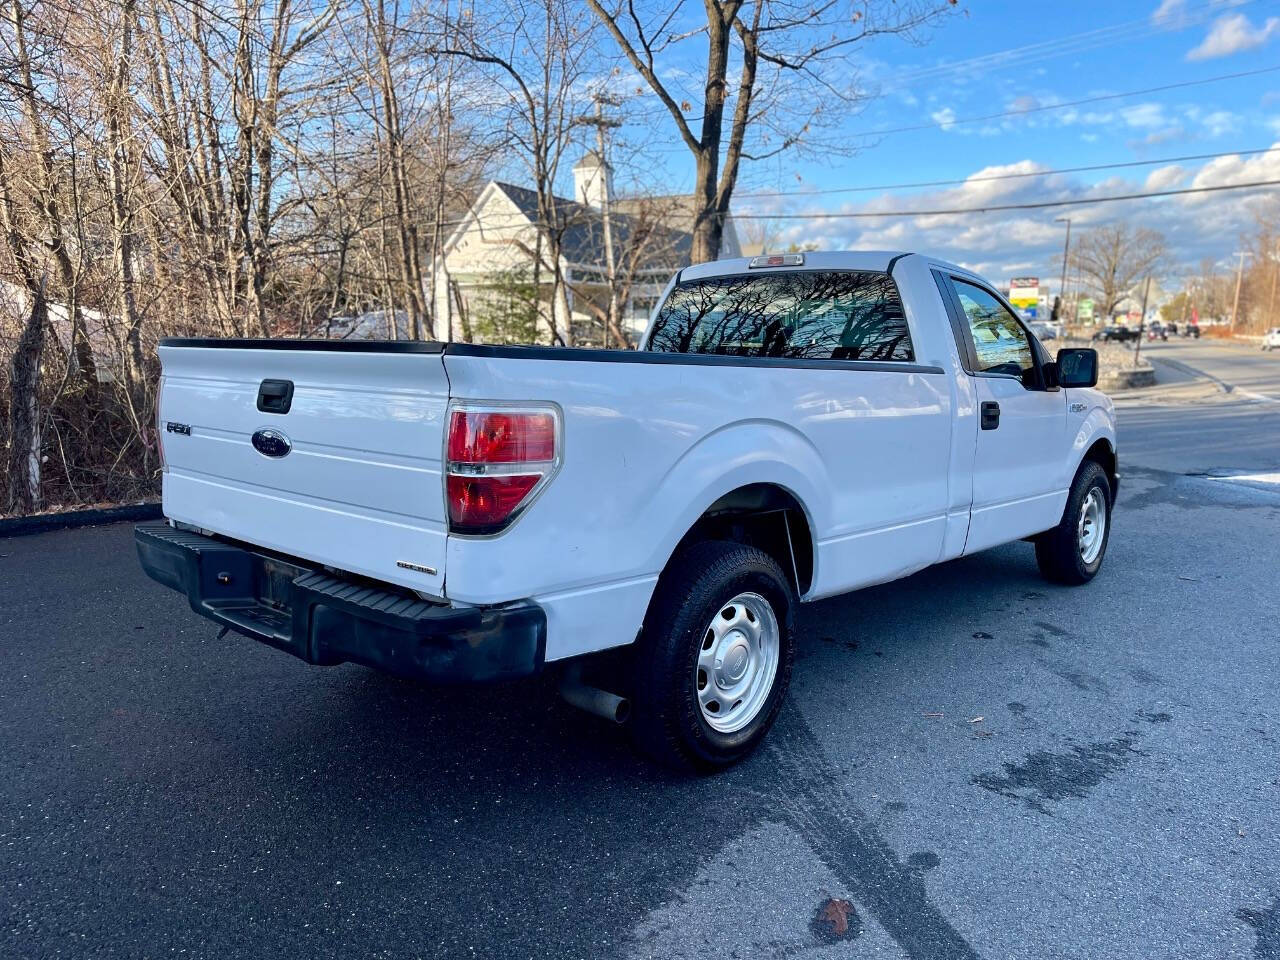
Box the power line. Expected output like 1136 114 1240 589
850 64 1280 139
729 178 1280 220
736 146 1280 199
883 0 1256 87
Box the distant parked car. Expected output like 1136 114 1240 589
1093 324 1139 343
1166 322 1178 336
1264 328 1280 351
1146 322 1167 342
1029 321 1057 341
1183 322 1200 339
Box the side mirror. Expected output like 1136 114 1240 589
1056 348 1098 388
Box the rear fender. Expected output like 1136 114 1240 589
637 419 829 586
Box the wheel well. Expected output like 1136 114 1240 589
672 483 814 596
1084 439 1117 495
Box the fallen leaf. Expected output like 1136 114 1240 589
819 898 854 936
968 716 984 723
973 631 994 639
923 711 944 718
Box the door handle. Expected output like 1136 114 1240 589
980 400 1000 431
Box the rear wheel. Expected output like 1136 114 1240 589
1035 461 1112 585
630 541 794 771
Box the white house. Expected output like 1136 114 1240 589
432 153 741 345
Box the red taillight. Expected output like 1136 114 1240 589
447 410 555 463
445 406 559 534
446 474 540 529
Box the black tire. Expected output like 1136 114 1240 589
630 540 795 772
1034 461 1112 585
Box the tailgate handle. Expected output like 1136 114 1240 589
257 379 294 414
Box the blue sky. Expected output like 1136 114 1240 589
607 0 1280 292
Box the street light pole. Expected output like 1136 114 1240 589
1055 217 1071 326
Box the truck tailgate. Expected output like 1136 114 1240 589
157 342 448 596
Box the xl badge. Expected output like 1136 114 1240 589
251 428 292 459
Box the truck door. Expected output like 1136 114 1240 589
935 275 1068 554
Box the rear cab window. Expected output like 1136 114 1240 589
645 270 914 362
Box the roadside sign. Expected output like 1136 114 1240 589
1009 277 1039 312
1078 298 1094 321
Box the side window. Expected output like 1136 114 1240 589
951 279 1035 381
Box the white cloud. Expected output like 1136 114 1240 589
1202 110 1240 137
1145 165 1186 190
1120 103 1166 129
1187 13 1280 60
931 107 957 131
1157 0 1252 29
1189 141 1280 188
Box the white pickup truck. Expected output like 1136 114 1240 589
137 251 1117 769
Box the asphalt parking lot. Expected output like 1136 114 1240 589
3 339 1279 960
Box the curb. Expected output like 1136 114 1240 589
1100 367 1156 391
0 502 162 539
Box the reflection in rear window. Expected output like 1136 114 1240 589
645 270 914 362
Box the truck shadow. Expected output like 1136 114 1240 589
269 542 1049 957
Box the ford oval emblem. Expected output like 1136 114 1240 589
251 428 291 459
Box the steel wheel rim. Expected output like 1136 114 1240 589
694 592 780 734
1078 488 1106 565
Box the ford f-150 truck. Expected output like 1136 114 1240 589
136 251 1117 769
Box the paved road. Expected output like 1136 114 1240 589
4 343 1280 960
1118 338 1280 475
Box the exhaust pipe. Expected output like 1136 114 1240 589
559 661 630 724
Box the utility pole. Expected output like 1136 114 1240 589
1229 251 1248 332
1055 217 1071 329
1269 241 1279 328
1133 275 1151 368
579 93 622 348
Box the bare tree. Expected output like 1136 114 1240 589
586 0 953 263
1072 224 1167 317
565 191 687 346
4 0 96 382
439 0 600 345
1 146 47 513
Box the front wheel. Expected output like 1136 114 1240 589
630 541 795 771
1035 461 1113 585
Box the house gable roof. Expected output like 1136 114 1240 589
488 181 701 272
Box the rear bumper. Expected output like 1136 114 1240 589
135 522 545 682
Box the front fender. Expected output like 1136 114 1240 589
1067 390 1117 481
